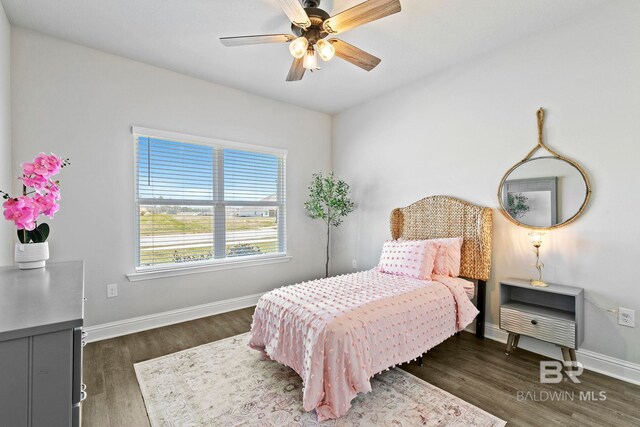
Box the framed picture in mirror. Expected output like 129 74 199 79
503 176 557 227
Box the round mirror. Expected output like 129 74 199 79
498 156 590 229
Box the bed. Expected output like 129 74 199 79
249 195 493 420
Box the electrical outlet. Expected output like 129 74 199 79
107 283 118 298
352 259 358 269
618 307 635 328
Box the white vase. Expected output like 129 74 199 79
15 242 50 269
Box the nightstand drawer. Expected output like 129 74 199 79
500 306 576 348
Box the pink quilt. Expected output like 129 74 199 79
248 270 479 420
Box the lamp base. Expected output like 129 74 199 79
530 279 548 287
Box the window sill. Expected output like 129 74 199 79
126 254 292 282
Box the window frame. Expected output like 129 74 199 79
128 127 289 280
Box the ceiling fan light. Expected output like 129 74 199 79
303 48 318 70
289 37 309 59
316 39 335 61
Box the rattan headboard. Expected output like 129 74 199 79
390 195 493 281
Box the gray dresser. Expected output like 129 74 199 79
0 261 85 427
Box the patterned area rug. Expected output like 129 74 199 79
134 333 506 426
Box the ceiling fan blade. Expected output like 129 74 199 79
286 57 306 81
329 39 381 71
220 34 295 47
323 0 401 34
277 0 311 29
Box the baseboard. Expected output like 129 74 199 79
478 322 640 386
83 292 264 343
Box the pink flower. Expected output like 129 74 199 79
22 153 63 180
20 174 49 193
34 193 60 218
39 153 63 175
20 153 64 194
28 153 63 178
22 162 38 176
45 180 61 200
2 196 42 230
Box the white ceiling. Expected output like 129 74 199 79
2 0 607 114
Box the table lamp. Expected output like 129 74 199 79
528 232 547 287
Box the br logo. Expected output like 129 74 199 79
540 361 584 384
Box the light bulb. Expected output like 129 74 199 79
303 48 318 70
289 37 308 59
316 39 335 61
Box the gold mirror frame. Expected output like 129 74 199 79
498 108 592 230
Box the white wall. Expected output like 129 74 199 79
332 1 640 364
0 3 10 265
11 28 332 326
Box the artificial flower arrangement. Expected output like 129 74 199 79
1 153 70 246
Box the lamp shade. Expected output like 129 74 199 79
316 39 335 61
528 231 544 247
289 37 309 59
303 48 318 70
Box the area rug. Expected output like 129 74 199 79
134 333 506 426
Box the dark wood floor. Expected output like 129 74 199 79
83 307 640 426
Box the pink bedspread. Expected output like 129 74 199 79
248 270 479 421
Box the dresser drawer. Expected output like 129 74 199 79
500 306 576 348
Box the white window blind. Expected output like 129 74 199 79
133 127 286 270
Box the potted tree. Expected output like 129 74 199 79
304 172 354 278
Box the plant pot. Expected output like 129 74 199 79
15 242 50 269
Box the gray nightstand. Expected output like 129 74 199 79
500 278 584 364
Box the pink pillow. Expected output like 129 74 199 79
378 239 440 280
432 237 463 277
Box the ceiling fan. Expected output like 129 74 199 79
220 0 402 81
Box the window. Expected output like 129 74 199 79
132 127 287 272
